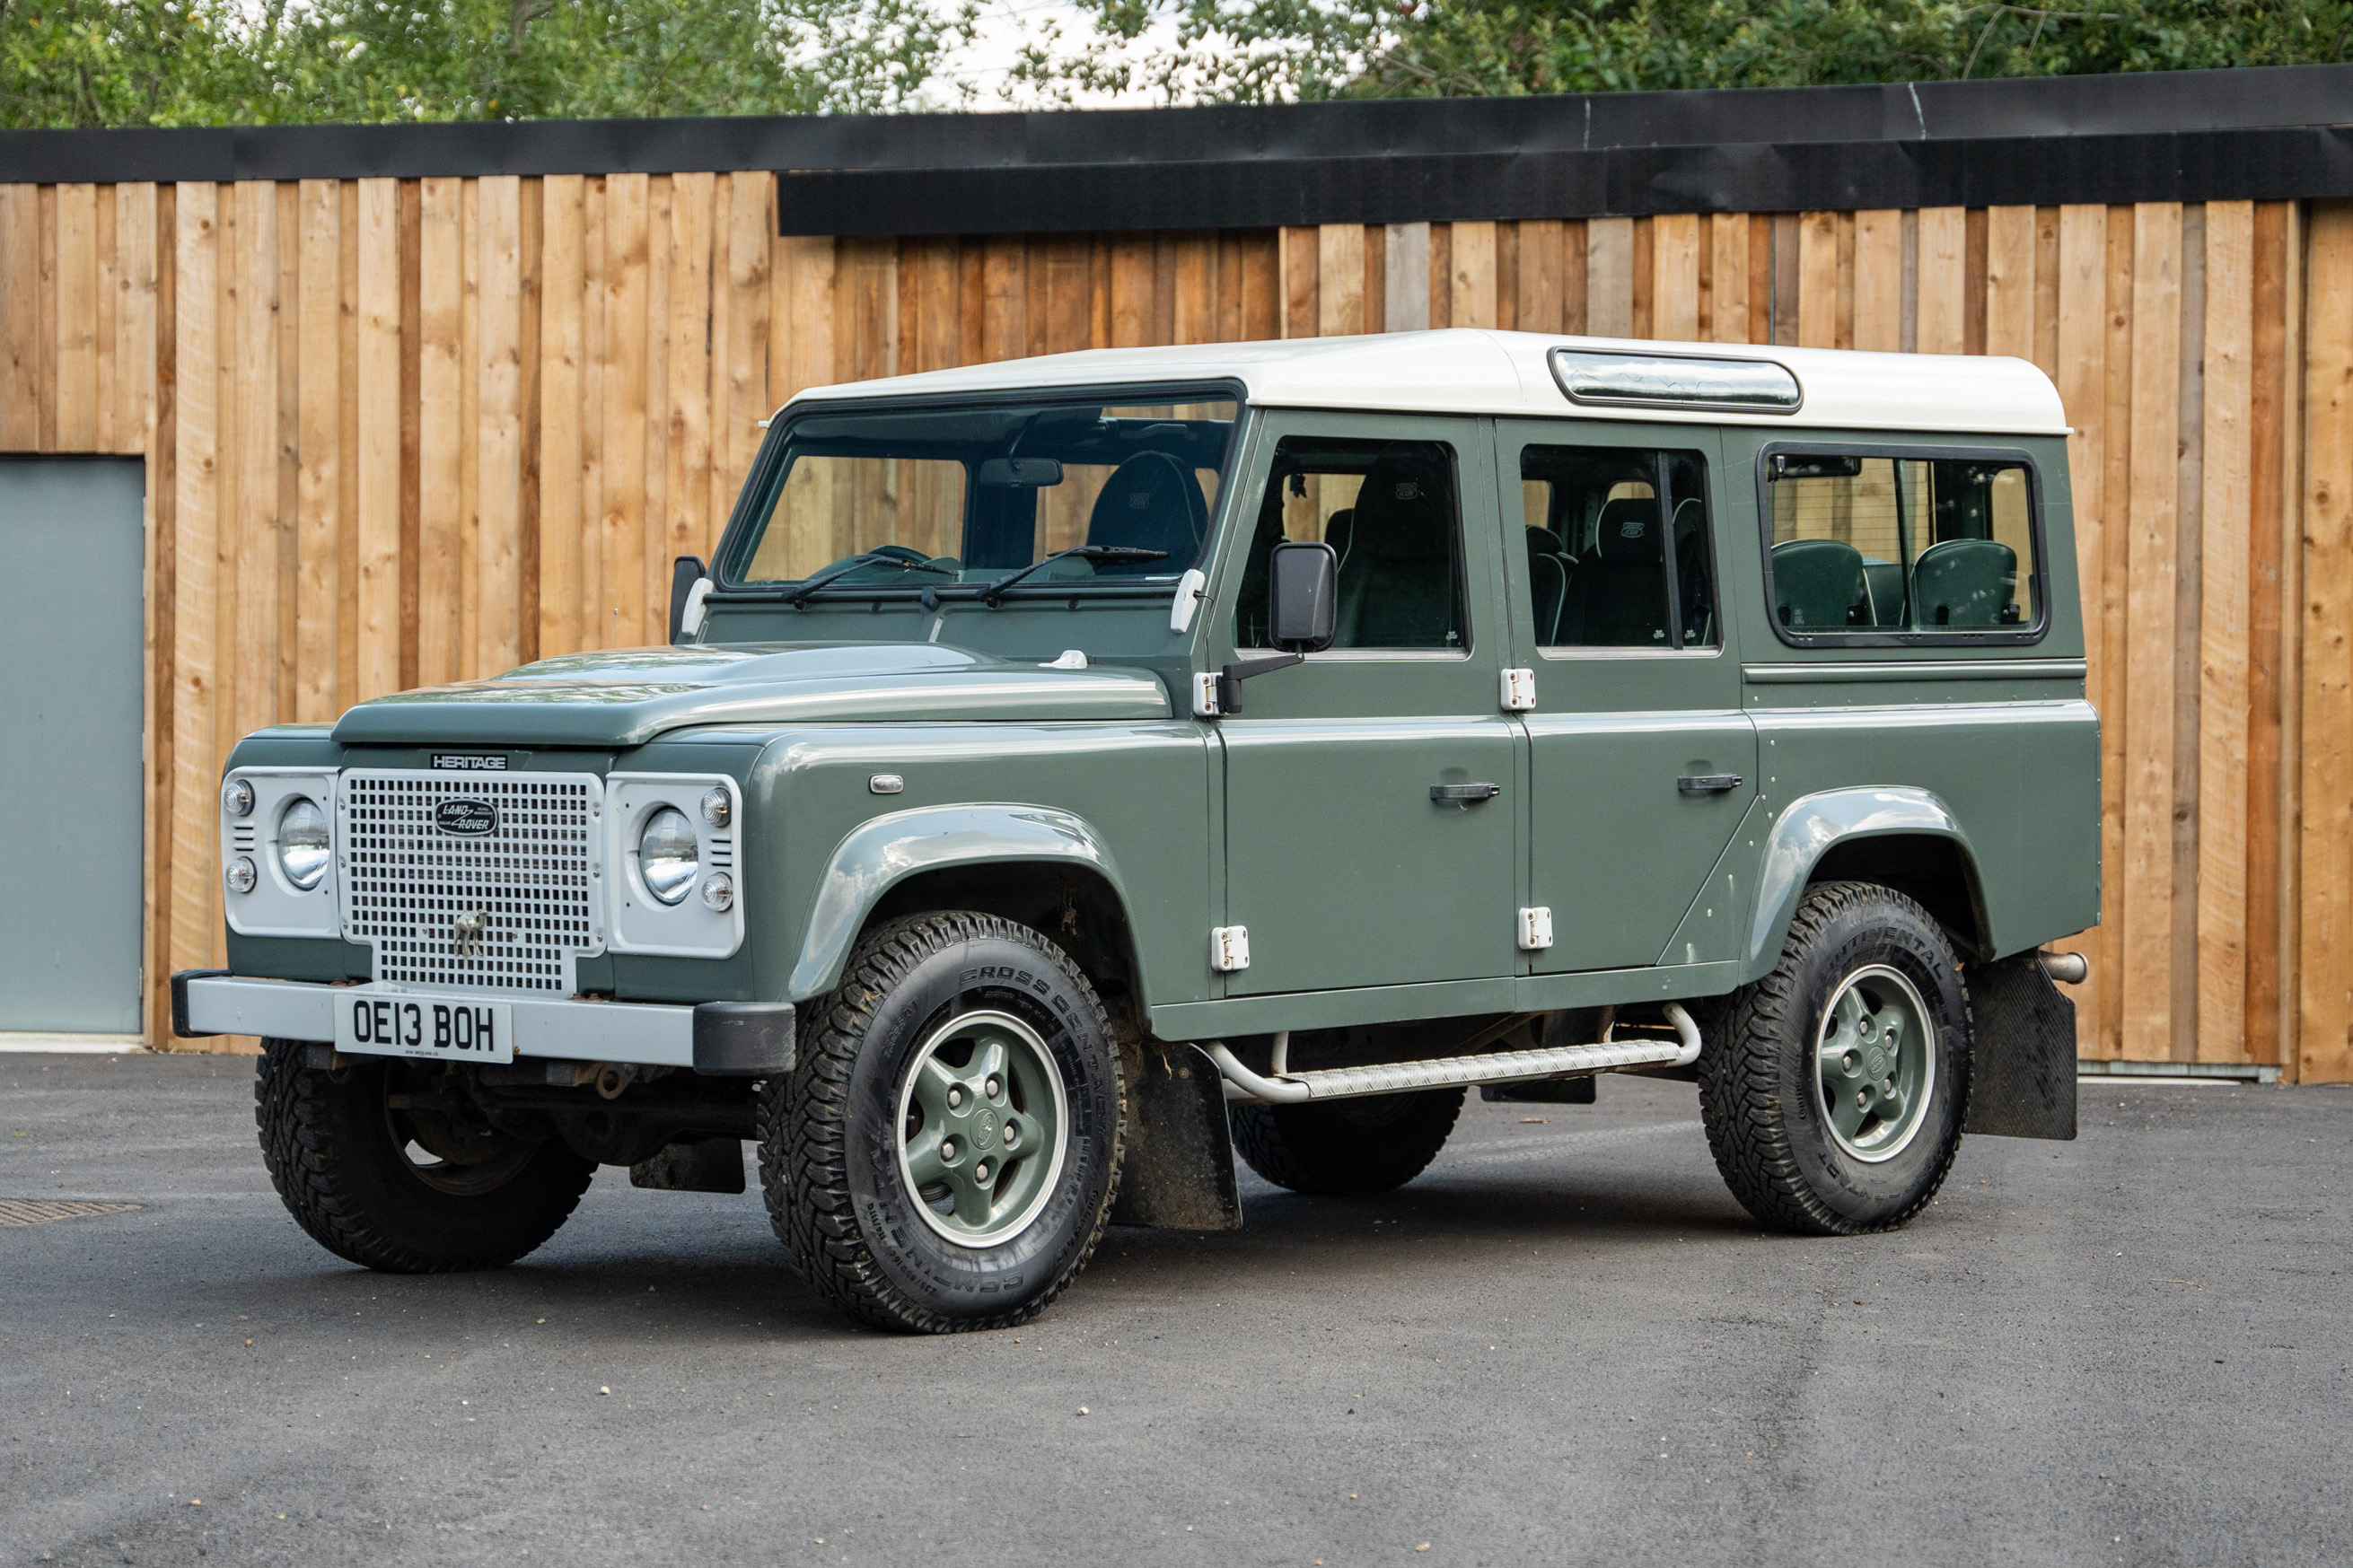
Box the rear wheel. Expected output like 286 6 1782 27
1231 1088 1464 1196
1699 880 1970 1234
253 1040 595 1272
759 913 1125 1333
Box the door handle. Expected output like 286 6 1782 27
1677 774 1743 793
1431 783 1502 804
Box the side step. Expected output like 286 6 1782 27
1207 1003 1701 1104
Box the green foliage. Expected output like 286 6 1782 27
0 0 973 127
1023 0 2353 104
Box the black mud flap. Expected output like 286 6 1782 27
1962 952 2077 1140
629 1136 747 1194
1110 1042 1242 1231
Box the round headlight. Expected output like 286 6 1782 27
224 855 258 895
277 797 331 891
223 778 254 818
637 806 698 906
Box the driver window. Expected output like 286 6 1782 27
1234 437 1466 651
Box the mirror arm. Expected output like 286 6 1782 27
1216 652 1304 714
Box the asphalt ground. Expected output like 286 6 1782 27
3 1051 2348 1568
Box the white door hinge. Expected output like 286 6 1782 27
1210 924 1251 971
1192 671 1223 717
1517 906 1555 951
1501 668 1537 712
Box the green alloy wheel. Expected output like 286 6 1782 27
1699 880 1971 1235
760 912 1125 1334
894 1010 1069 1246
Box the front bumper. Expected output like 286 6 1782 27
171 971 792 1076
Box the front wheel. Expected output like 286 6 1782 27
1699 881 1971 1235
759 913 1126 1333
254 1040 595 1272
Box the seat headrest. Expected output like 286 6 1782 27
1086 452 1207 565
1526 526 1568 559
1594 498 1663 565
1346 453 1452 563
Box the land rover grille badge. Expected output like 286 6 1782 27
452 911 490 959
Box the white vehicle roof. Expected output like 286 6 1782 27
784 328 2068 438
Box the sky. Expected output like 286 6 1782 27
914 0 1188 109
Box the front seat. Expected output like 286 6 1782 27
1558 497 1669 646
1771 538 1874 630
1526 525 1570 644
1333 453 1455 647
1085 451 1209 574
1911 538 2019 626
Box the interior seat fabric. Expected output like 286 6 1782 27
1084 451 1209 573
1910 537 2018 626
1558 497 1671 646
1332 451 1462 649
1771 538 1874 630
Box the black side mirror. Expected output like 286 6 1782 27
669 555 707 644
1268 540 1338 653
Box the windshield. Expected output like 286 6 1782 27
727 393 1239 598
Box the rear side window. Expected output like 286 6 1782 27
1762 450 2042 641
1520 445 1717 650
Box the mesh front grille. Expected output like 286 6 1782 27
338 770 602 994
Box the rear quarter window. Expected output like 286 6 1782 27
1758 444 2047 646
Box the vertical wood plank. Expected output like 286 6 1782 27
1111 234 1154 347
457 180 481 679
657 172 711 648
599 172 647 649
398 180 421 691
2300 203 2353 1082
2094 205 2136 1057
2244 202 2291 1069
231 180 280 739
2173 205 2206 1061
113 184 157 462
639 177 672 642
578 180 605 646
354 180 400 701
775 234 836 402
1704 215 1749 344
96 184 115 451
1586 217 1633 337
476 176 523 676
1985 205 2038 360
0 187 36 445
982 236 1026 361
2275 203 2307 1077
1795 210 1839 348
142 182 174 1042
1384 223 1430 332
1630 219 1654 338
416 178 462 680
1318 223 1368 336
1449 220 1497 329
536 176 584 659
2055 203 2109 1046
1852 210 1903 351
1650 213 1700 341
1510 220 1557 335
2199 199 2255 1062
336 180 359 703
720 171 771 531
54 183 98 448
1965 206 1990 355
38 184 55 448
2121 202 2183 1061
275 183 301 725
169 181 220 974
2034 206 2063 380
295 180 340 722
1426 224 1451 330
1173 232 1216 344
1917 207 1968 354
516 179 541 662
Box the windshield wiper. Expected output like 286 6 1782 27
979 545 1170 608
780 552 954 608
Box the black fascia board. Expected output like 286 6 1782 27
3 62 2351 229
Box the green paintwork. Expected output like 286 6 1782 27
215 395 2100 1056
330 644 1171 748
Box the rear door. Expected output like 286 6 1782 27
1216 411 1519 995
1498 421 1759 974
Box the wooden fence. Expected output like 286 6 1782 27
2 177 2349 1080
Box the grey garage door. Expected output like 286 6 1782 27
0 460 145 1036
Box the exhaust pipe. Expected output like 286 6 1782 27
2039 950 2089 985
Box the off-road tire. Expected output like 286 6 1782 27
1699 880 1971 1235
1230 1088 1465 1197
758 913 1126 1334
254 1039 596 1272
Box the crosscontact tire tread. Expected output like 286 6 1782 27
253 1040 593 1272
1699 880 1970 1237
759 912 1125 1334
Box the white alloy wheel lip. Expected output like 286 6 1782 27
891 1008 1070 1249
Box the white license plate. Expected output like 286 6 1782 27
334 992 514 1064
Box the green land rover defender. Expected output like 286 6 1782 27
179 329 2098 1334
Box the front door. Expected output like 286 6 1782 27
1499 422 1759 974
1216 413 1518 996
